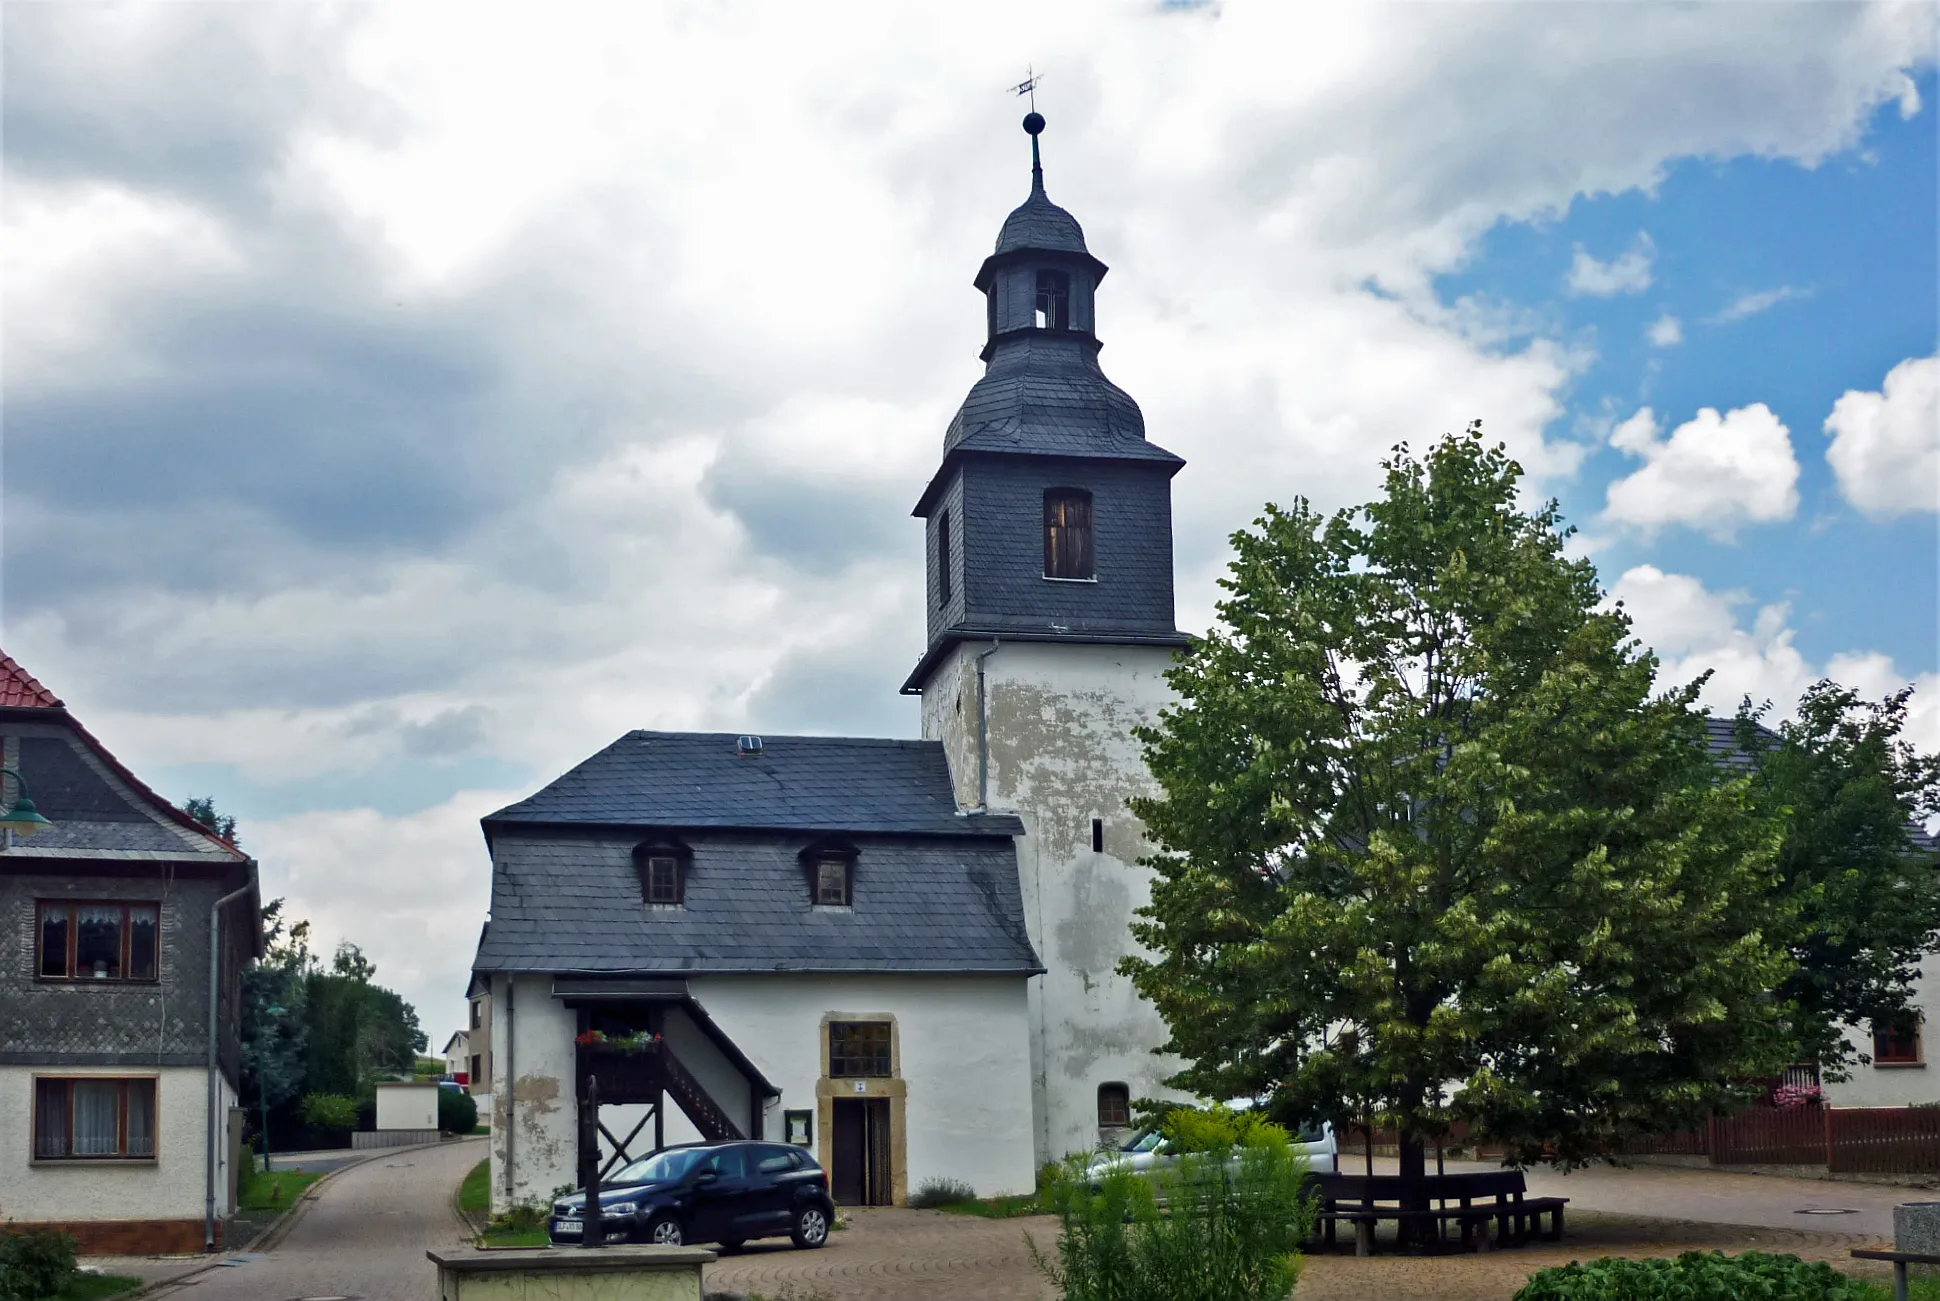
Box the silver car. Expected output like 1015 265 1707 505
1082 1120 1338 1191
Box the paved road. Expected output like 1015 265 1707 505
146 1137 484 1301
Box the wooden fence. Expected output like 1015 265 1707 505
1628 1106 1940 1174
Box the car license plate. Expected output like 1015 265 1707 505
552 1219 582 1236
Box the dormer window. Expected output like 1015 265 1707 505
1035 270 1070 330
1044 489 1094 579
801 837 858 908
815 857 851 907
631 837 691 907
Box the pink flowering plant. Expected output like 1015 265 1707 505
1772 1083 1824 1109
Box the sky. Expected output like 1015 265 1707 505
4 2 1936 1049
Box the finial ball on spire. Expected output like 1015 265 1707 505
1022 111 1045 136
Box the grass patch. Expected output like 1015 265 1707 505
57 1276 144 1300
471 1123 490 1135
1847 1275 1940 1301
237 1169 322 1211
477 1227 551 1248
458 1159 491 1217
931 1192 1043 1219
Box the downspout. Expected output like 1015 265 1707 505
974 638 1001 811
205 880 253 1252
502 977 516 1200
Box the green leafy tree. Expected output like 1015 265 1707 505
182 795 238 845
304 942 429 1095
1123 427 1793 1235
241 899 313 1134
1738 682 1940 1075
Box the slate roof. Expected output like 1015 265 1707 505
940 334 1183 468
0 648 245 863
473 828 1042 976
995 181 1088 255
1703 714 1938 854
486 732 1022 838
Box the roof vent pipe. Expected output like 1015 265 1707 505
737 735 763 755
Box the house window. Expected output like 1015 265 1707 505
33 1077 156 1160
1035 269 1071 330
814 857 851 907
829 1021 891 1078
1097 1082 1131 1129
645 855 683 905
1092 818 1104 853
1875 1019 1923 1065
1044 489 1094 579
469 1055 481 1082
470 1000 482 1030
936 512 952 604
37 902 159 982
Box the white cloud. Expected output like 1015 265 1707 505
1566 232 1655 296
1647 313 1684 347
1824 354 1940 519
1709 285 1807 323
1603 403 1801 539
1610 565 1940 754
6 0 1932 1037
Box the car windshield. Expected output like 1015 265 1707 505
1120 1129 1166 1153
609 1148 709 1185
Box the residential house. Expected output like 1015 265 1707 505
0 652 263 1253
443 1030 469 1085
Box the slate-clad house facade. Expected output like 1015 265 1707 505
0 652 263 1253
472 117 1197 1208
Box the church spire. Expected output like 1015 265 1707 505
1025 110 1046 195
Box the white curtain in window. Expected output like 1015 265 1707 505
72 1080 120 1156
126 1083 155 1157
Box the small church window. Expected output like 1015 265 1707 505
815 857 851 907
937 511 952 604
1097 1082 1131 1128
1044 489 1094 579
645 855 683 905
1035 269 1071 330
1092 818 1104 853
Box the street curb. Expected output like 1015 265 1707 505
451 1147 490 1241
117 1135 483 1299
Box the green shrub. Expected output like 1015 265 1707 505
438 1087 478 1135
298 1092 358 1132
1515 1251 1875 1301
488 1202 549 1235
909 1178 977 1208
1030 1142 1312 1301
0 1227 78 1301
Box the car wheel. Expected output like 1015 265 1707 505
790 1204 830 1249
643 1214 684 1247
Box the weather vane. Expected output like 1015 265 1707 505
1009 67 1043 111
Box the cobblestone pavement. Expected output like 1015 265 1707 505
141 1136 484 1301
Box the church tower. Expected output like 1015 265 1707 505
904 113 1190 1164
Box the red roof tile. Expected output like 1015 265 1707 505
0 651 62 709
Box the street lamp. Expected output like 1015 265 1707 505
0 768 54 838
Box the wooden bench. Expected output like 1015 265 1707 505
1851 1248 1940 1301
1313 1172 1567 1256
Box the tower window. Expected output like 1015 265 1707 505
815 856 852 907
1044 489 1094 579
1035 270 1071 330
1092 818 1104 853
937 511 952 604
645 855 683 905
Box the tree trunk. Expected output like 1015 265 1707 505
1397 1130 1429 1251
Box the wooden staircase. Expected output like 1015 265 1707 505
660 1045 744 1141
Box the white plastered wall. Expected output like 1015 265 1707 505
921 639 1190 1166
488 972 579 1213
0 1065 227 1223
690 972 1036 1197
1825 954 1940 1108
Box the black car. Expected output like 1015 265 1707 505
548 1140 835 1251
